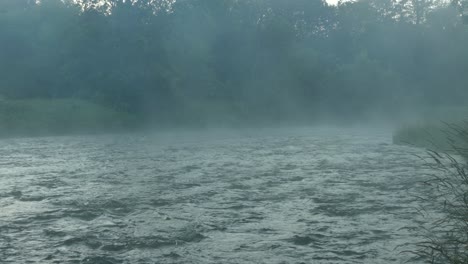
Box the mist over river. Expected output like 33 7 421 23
0 127 442 263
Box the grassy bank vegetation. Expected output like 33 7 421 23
0 97 135 137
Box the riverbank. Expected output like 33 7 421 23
0 98 135 138
392 107 468 154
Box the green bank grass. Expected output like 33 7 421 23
0 98 134 137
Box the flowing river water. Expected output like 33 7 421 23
0 127 443 263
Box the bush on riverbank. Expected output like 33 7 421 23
0 98 135 137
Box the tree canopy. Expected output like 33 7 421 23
0 0 466 127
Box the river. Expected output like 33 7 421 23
0 127 442 263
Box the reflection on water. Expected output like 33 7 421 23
0 128 441 263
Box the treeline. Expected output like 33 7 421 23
1 0 467 127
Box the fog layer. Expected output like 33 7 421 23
1 0 466 130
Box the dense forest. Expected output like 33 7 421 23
1 0 467 130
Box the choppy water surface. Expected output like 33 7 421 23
0 128 442 263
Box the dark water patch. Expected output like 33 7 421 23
176 231 206 243
287 233 328 248
331 250 368 259
351 180 382 188
312 194 361 205
239 215 264 223
289 176 304 182
86 240 104 250
246 193 289 203
334 231 371 242
314 204 363 217
102 200 134 216
82 256 122 264
289 235 321 246
371 229 388 235
357 234 393 245
228 183 251 190
150 199 172 207
281 164 298 171
100 243 127 252
43 229 67 237
182 165 201 172
67 209 101 221
18 195 47 202
203 223 228 232
203 202 257 211
234 244 251 251
9 190 23 199
176 183 203 189
14 209 64 223
62 236 85 246
383 205 406 212
225 204 254 210
35 179 68 189
314 226 329 232
174 227 207 243
163 252 182 259
60 234 102 249
63 199 136 219
312 255 346 262
128 236 174 249
258 228 276 233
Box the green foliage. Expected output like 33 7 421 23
0 98 134 137
0 0 466 129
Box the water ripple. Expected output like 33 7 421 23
0 128 440 263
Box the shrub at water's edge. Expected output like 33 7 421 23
0 98 136 137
